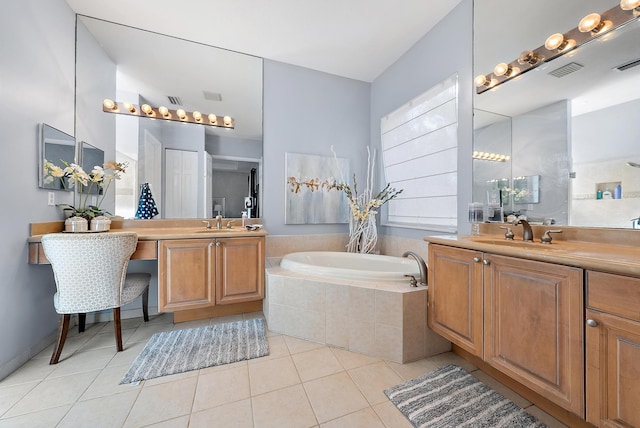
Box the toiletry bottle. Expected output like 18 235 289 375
596 189 602 200
614 184 622 199
602 188 612 199
241 211 248 227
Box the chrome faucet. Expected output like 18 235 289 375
215 215 222 230
514 218 533 242
402 251 428 286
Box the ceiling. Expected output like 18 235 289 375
65 0 462 83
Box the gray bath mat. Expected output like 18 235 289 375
384 364 547 428
120 318 269 384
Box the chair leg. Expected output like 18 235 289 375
113 308 123 352
78 313 86 333
50 314 70 365
142 287 149 322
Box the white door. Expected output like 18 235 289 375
165 149 198 218
143 130 162 216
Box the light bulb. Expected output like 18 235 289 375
193 111 202 121
579 13 602 32
517 50 539 65
176 109 187 120
545 33 566 50
493 63 511 77
141 104 153 115
159 106 169 117
223 116 232 126
620 0 640 10
103 99 116 110
123 102 136 113
474 75 488 87
208 114 217 124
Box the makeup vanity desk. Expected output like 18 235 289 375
28 219 267 322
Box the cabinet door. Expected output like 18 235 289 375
586 310 640 428
216 237 264 305
484 254 584 416
158 239 215 311
428 244 484 357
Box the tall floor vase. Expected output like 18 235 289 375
346 214 377 254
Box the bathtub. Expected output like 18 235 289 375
280 251 421 282
265 251 451 363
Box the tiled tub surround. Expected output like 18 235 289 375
264 257 450 363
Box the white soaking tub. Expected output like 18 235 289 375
279 251 420 282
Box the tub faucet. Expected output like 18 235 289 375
513 218 533 242
402 251 428 286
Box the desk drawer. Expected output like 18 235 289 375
587 270 640 321
131 240 157 260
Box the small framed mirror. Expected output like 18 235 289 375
39 124 75 191
79 141 105 195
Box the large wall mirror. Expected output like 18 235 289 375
75 16 263 219
474 0 640 229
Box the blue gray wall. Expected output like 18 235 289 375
0 0 77 379
372 0 474 238
262 60 371 236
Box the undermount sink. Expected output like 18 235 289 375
194 228 238 233
472 238 560 249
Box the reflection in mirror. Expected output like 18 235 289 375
39 124 75 191
474 0 640 228
76 16 263 219
473 110 512 219
513 175 540 204
79 141 104 195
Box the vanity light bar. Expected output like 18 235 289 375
102 99 235 129
475 2 640 94
473 151 510 162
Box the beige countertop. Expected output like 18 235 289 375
27 226 267 243
425 232 640 277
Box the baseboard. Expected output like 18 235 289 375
84 306 160 323
0 327 60 381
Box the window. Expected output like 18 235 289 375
381 74 458 232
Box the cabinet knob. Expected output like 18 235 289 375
215 241 221 247
586 319 598 327
473 257 481 263
482 259 490 265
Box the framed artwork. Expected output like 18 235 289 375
285 153 349 224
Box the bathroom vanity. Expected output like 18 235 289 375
28 219 266 322
426 224 640 428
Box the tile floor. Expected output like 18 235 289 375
0 312 567 427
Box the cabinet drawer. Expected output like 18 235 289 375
587 271 640 321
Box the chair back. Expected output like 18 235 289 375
41 232 138 313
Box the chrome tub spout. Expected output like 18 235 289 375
402 251 428 286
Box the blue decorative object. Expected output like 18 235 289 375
135 183 159 219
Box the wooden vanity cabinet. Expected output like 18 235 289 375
586 271 640 428
216 236 264 305
428 244 484 357
428 243 584 416
484 254 584 416
159 236 264 312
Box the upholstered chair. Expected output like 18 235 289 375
41 232 150 364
